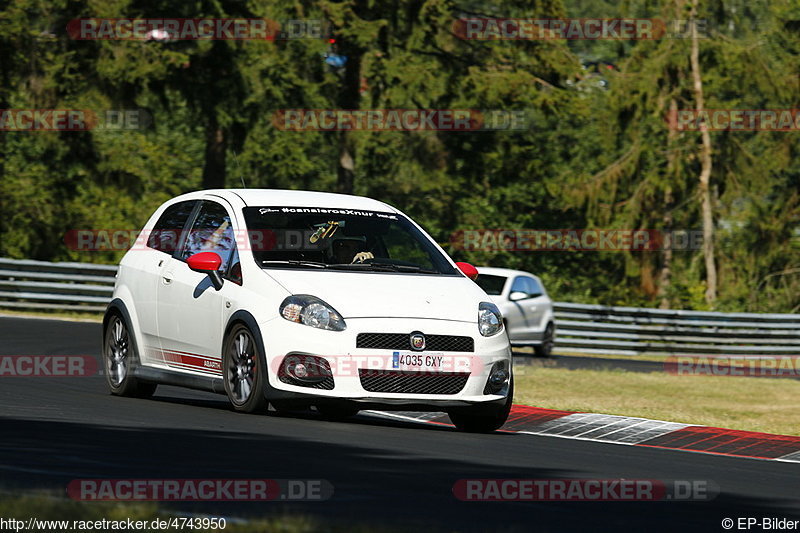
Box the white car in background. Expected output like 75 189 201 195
103 189 513 432
474 267 556 357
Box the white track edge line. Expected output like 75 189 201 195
366 411 800 464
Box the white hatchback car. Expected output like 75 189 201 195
103 189 513 432
474 267 556 357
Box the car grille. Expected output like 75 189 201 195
356 333 474 352
358 369 470 395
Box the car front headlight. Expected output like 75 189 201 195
279 295 346 331
478 302 503 337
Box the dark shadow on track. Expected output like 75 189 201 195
0 416 798 533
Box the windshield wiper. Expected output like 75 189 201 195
261 260 328 269
327 262 439 274
327 263 396 272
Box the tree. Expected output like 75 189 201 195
689 0 717 305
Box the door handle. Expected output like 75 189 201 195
162 272 173 284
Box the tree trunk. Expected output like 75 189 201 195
640 253 657 299
335 37 363 194
202 115 227 190
657 188 674 309
689 1 717 306
658 98 678 309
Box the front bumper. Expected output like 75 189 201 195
261 317 511 408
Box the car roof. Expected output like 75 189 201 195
173 189 398 213
476 266 541 280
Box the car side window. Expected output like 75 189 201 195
146 200 197 254
525 277 544 297
510 276 528 295
225 248 243 285
180 201 237 275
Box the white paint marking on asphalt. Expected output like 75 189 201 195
366 410 798 464
611 420 691 443
518 413 691 444
367 410 690 444
775 450 800 463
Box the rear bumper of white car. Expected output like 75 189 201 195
261 317 511 409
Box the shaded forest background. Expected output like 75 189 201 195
1 0 798 312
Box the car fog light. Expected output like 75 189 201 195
489 368 509 388
484 361 510 394
293 363 308 379
279 355 334 389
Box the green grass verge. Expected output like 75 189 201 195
513 365 800 436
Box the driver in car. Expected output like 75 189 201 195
330 237 374 264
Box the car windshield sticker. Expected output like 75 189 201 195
254 207 398 220
309 221 341 243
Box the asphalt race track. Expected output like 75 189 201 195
1 316 798 532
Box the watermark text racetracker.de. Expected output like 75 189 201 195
667 109 800 131
272 109 530 131
274 354 478 379
452 18 709 40
450 229 707 252
0 356 97 377
0 516 227 532
66 228 380 252
67 478 333 501
665 356 800 378
67 18 328 41
67 228 712 253
0 109 152 131
453 478 718 501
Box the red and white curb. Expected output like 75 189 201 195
368 405 800 464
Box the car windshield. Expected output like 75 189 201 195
475 274 507 295
242 206 458 275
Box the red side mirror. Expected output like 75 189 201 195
455 262 479 281
187 251 222 273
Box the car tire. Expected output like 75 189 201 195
534 322 555 358
104 313 157 398
223 324 268 413
448 378 513 433
316 403 360 420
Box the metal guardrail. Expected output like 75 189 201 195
1 257 798 356
552 302 800 356
0 257 116 313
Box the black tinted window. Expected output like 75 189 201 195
147 200 197 253
225 248 243 285
475 274 507 295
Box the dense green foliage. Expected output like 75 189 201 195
1 0 798 312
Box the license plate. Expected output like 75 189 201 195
392 352 446 371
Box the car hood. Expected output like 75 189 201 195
262 269 483 322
